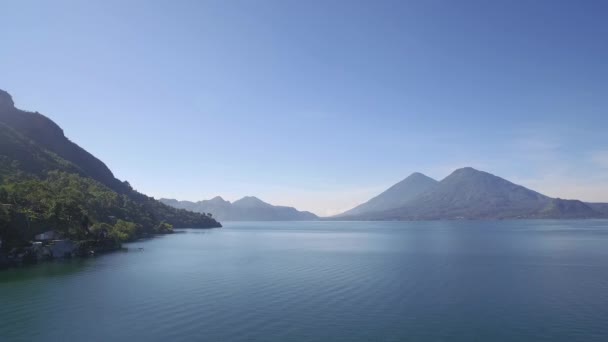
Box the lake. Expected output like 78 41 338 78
2 220 608 341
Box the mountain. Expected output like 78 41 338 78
336 172 438 217
0 89 221 247
588 203 608 216
340 167 607 220
160 196 318 221
0 90 129 193
161 196 233 219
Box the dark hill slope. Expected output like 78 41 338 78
0 89 128 193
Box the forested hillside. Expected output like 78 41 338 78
0 89 220 249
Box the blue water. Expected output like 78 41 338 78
2 220 608 341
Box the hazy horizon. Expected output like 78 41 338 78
2 0 607 216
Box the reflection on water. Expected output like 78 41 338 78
0 259 92 283
2 220 608 342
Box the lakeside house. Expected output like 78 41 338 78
34 230 60 241
31 231 76 258
27 237 75 259
31 241 52 259
48 240 76 258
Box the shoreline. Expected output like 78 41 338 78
0 226 222 271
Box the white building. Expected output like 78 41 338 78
34 230 59 241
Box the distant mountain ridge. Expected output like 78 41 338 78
160 196 318 221
337 172 438 217
336 167 607 220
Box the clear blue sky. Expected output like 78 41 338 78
2 0 607 216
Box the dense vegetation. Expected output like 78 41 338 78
0 170 214 247
0 89 220 250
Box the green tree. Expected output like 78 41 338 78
109 220 139 242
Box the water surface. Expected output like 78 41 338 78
2 220 608 341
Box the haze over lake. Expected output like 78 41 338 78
3 220 608 342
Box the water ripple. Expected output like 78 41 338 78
3 221 608 341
